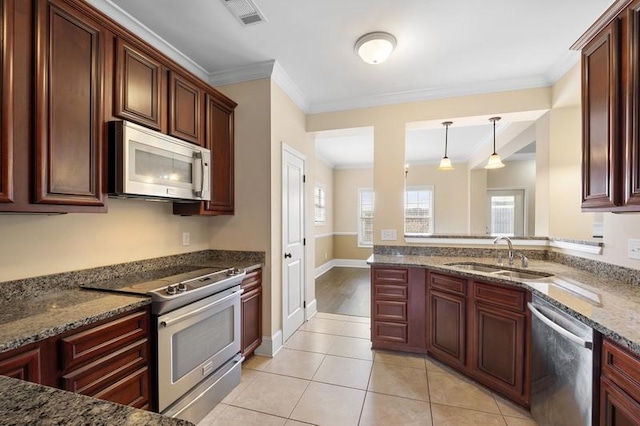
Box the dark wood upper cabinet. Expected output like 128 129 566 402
168 71 203 145
173 93 236 216
114 38 164 131
574 0 640 212
0 0 13 204
33 0 105 207
581 21 621 210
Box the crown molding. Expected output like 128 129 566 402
545 50 580 85
85 0 209 81
208 60 275 86
271 61 310 112
306 75 550 114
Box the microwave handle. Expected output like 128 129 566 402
192 152 204 198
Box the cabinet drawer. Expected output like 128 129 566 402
62 339 148 396
60 310 148 372
374 300 407 322
373 268 408 284
430 273 466 295
374 284 408 300
473 282 525 312
92 366 149 409
0 347 41 384
242 269 262 291
602 339 640 402
373 321 408 344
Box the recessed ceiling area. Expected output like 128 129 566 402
100 0 614 113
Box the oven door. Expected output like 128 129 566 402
156 285 242 412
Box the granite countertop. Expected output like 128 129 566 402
0 376 193 426
368 254 640 356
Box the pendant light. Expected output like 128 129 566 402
485 117 505 169
437 121 454 171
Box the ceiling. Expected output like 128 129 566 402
102 0 614 114
98 0 613 168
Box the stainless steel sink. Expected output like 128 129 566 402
492 270 553 280
446 262 553 280
447 263 503 273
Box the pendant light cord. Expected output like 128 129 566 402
444 123 449 158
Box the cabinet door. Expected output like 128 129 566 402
205 94 234 213
241 287 262 358
114 38 163 130
428 290 465 369
626 4 640 208
168 71 202 145
581 20 621 210
34 0 104 206
470 302 526 402
0 347 41 383
0 0 13 204
601 377 640 425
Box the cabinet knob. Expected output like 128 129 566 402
284 253 292 259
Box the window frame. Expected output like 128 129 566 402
358 188 374 247
404 185 435 236
314 184 326 226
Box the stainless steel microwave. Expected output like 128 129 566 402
108 121 211 202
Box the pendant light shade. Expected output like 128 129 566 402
484 117 505 169
355 32 397 64
438 121 454 171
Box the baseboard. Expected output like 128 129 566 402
315 259 370 278
306 298 317 320
254 329 283 358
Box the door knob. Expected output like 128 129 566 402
284 252 292 259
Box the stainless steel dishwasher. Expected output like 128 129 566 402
528 295 594 426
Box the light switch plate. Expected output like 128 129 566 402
381 229 397 241
629 239 640 259
182 232 190 246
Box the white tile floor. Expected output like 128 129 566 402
197 313 538 426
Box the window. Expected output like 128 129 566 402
314 185 326 225
404 186 434 236
358 188 374 246
487 189 525 236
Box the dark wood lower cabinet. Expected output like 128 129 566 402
241 268 262 359
0 307 151 409
427 290 465 369
469 302 526 402
371 266 426 354
601 377 640 425
600 338 640 425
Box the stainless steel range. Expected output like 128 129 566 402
83 266 246 424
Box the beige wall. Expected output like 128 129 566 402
0 199 210 282
487 159 536 236
405 163 469 234
212 78 274 333
270 81 316 334
469 168 488 234
315 235 334 267
334 235 372 260
334 168 373 232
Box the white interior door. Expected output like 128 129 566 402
282 146 305 343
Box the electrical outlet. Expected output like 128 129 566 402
629 239 640 259
381 229 397 241
182 232 190 246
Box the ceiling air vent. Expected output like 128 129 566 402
221 0 267 26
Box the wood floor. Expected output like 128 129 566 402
315 267 370 318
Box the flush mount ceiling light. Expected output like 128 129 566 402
485 117 505 170
355 32 397 64
438 121 454 171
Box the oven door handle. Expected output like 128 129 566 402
160 288 243 328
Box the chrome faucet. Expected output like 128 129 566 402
493 236 514 266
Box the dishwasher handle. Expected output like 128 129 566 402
527 302 593 350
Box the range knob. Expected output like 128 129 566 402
177 283 187 293
227 267 242 276
166 284 178 295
